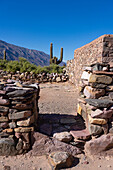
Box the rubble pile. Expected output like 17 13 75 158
0 70 68 83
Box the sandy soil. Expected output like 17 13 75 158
0 82 113 170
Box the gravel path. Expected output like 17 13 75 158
39 82 79 115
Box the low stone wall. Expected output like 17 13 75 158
0 80 39 155
0 70 68 83
66 34 113 89
78 62 113 138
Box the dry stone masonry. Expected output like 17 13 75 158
0 80 39 155
0 70 68 83
66 34 113 89
77 62 113 155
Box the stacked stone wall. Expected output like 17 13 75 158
0 80 39 155
66 34 113 89
78 63 113 138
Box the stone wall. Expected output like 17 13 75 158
77 62 113 155
0 80 39 155
66 34 113 89
78 62 113 138
0 70 68 83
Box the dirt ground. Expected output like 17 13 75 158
0 82 113 170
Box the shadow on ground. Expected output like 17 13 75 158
37 113 86 136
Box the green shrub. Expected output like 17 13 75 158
0 58 65 74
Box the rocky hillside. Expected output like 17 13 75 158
0 40 64 66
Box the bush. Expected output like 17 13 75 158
0 58 65 74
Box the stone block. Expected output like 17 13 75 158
17 115 34 126
53 132 72 143
88 114 107 125
88 74 112 84
0 97 10 106
83 86 105 99
85 99 113 108
14 127 34 133
8 110 32 120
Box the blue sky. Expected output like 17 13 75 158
0 0 113 62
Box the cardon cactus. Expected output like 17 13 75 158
50 43 63 65
3 49 6 60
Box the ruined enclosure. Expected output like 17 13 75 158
0 81 39 155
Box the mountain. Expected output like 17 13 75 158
0 40 65 66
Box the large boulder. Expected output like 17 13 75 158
85 134 113 156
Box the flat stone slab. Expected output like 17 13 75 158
8 110 32 120
91 109 113 119
85 99 113 108
70 129 91 140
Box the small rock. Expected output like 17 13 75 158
53 132 72 143
48 151 74 169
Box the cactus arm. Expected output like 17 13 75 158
57 47 63 64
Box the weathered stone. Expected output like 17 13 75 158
12 103 33 110
102 124 108 134
9 122 16 129
60 118 76 124
90 83 107 89
48 152 74 169
70 129 91 140
8 110 32 120
88 114 107 125
53 132 72 143
7 89 33 97
87 121 103 136
3 129 13 134
56 77 61 82
0 138 17 156
29 132 81 156
17 115 34 126
83 86 105 99
88 74 112 84
106 85 113 91
16 138 23 151
83 66 92 71
85 134 113 156
85 99 113 108
81 71 92 80
0 97 10 106
0 90 6 95
91 109 113 119
0 106 9 114
109 92 113 99
0 116 9 122
14 127 34 133
0 122 8 128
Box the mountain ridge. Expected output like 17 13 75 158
0 40 65 66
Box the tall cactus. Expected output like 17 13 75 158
50 43 63 65
3 49 6 60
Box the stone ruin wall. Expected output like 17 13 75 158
66 34 113 89
0 81 39 155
